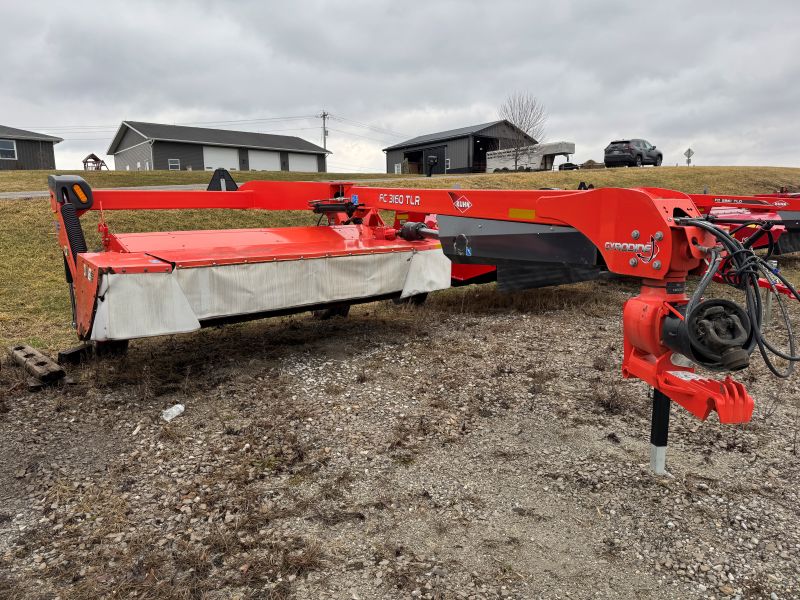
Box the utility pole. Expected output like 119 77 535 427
319 110 329 150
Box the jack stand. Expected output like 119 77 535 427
650 389 671 475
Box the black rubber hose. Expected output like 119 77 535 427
60 202 87 262
679 217 800 377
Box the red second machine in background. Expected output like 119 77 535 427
48 174 800 472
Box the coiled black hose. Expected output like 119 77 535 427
677 217 800 377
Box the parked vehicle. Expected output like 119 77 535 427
604 139 662 168
558 162 579 171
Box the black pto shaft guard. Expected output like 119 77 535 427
662 299 753 371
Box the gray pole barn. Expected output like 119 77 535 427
107 121 329 173
0 125 62 170
383 120 535 175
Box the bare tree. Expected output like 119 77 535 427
498 92 547 170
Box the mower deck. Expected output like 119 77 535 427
78 224 450 342
106 225 422 267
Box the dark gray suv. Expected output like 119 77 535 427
604 139 662 168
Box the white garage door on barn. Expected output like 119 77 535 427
203 146 239 171
249 149 281 171
288 152 319 172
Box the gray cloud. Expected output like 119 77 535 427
2 0 798 171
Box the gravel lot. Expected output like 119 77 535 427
1 279 799 599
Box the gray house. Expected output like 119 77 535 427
107 121 329 172
0 125 62 170
383 120 535 175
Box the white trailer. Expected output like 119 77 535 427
486 141 576 172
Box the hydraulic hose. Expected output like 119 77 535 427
677 217 800 377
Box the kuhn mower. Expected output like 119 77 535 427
689 190 800 254
49 175 800 472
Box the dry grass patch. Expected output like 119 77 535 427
374 166 800 196
588 378 644 416
0 168 410 193
428 279 630 316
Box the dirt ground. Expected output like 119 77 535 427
1 279 799 600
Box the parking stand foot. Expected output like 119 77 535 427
650 389 671 475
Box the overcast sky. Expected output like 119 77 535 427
2 0 799 172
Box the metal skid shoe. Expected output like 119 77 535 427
57 340 129 365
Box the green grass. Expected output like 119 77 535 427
0 202 323 350
1 166 799 351
369 166 800 195
0 169 409 193
3 165 799 195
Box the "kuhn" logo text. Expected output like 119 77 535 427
447 191 473 213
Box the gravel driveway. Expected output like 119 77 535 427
1 280 798 599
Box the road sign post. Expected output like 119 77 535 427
684 148 694 166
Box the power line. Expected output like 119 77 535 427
57 125 323 143
36 111 409 163
22 124 115 130
24 113 408 141
53 125 384 144
22 115 317 132
178 115 316 126
329 114 407 138
327 128 395 144
251 126 320 134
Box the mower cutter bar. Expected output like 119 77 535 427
49 176 451 342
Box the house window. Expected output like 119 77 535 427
0 139 17 160
445 158 451 171
168 159 180 171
